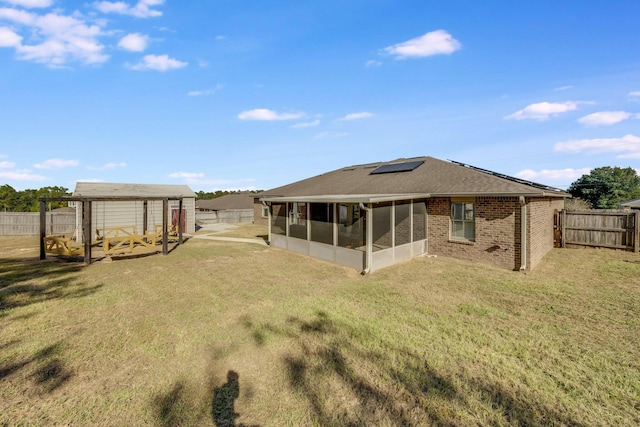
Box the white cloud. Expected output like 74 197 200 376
314 132 348 139
629 91 640 102
87 162 127 170
128 54 187 71
554 134 640 158
76 178 104 183
0 160 16 168
34 158 79 169
553 85 573 91
187 84 223 97
383 30 461 59
0 170 47 181
0 7 34 24
340 112 373 121
169 172 204 179
0 8 109 67
1 0 52 7
94 0 163 18
505 101 590 121
117 32 148 52
238 108 305 121
0 26 21 47
365 59 381 67
578 111 632 127
515 168 591 183
291 119 320 128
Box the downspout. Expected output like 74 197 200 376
262 201 271 245
519 196 527 271
359 202 373 275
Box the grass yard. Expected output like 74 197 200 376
1 226 639 426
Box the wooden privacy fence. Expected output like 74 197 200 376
555 210 640 252
195 209 254 224
0 212 76 236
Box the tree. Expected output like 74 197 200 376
568 167 640 209
0 184 17 212
0 185 71 211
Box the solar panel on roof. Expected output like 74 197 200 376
370 160 424 175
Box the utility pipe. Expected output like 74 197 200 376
359 202 373 274
262 201 271 245
519 196 527 271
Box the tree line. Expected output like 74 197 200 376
0 185 264 212
0 185 71 212
0 167 637 212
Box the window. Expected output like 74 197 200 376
262 206 269 218
271 203 286 235
338 204 365 249
451 201 475 241
310 203 333 245
395 201 411 246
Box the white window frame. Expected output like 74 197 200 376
450 199 475 241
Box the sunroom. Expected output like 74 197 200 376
262 195 430 273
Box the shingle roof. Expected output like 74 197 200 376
73 182 196 198
619 199 640 208
195 192 255 210
260 156 568 202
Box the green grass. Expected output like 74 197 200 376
1 229 639 426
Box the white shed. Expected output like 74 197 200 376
71 182 196 240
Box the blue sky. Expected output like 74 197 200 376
1 0 639 192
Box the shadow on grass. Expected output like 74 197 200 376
152 371 259 427
0 257 102 310
0 341 74 393
244 311 585 426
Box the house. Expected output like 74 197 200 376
72 182 196 239
196 191 255 224
255 156 568 273
619 199 640 211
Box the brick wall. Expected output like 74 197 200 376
527 197 564 269
253 199 269 225
428 197 521 270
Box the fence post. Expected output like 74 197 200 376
634 211 640 253
39 201 46 260
561 209 566 248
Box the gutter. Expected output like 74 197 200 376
359 202 373 275
519 196 527 271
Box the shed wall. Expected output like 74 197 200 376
75 198 195 240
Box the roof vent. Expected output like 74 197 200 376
370 160 424 175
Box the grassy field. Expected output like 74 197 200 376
1 226 639 426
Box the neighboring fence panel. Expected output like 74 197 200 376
0 212 76 236
195 209 254 225
557 210 639 252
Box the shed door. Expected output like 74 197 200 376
171 208 186 233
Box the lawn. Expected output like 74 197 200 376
1 227 639 426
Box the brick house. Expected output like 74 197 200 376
254 156 568 273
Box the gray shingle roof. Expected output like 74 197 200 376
73 182 196 198
260 156 568 202
195 192 255 210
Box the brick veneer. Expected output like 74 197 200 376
527 198 564 269
253 199 269 225
428 197 522 270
